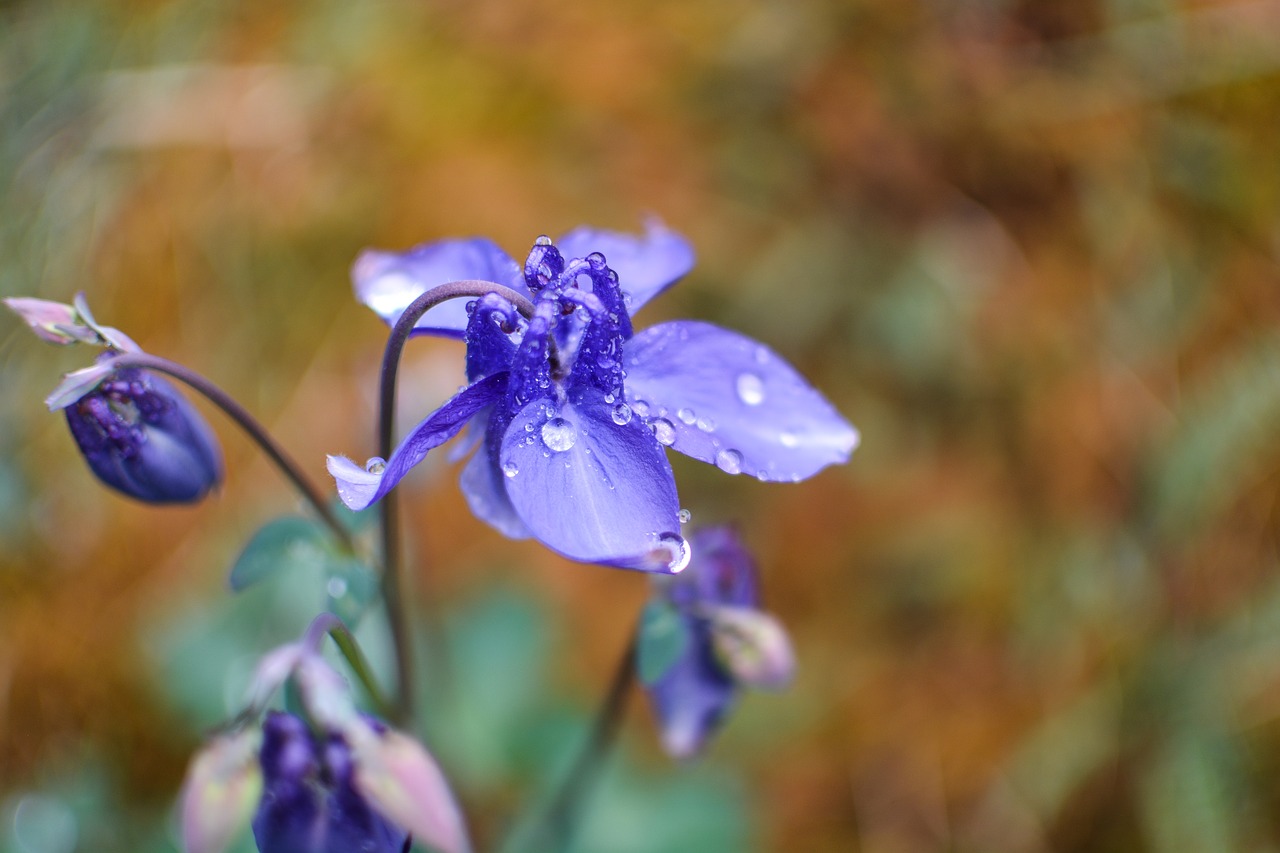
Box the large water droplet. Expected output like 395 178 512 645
696 416 716 432
677 407 697 425
365 457 386 474
535 234 553 246
716 448 743 474
656 531 692 573
611 403 633 425
633 399 651 418
652 418 676 446
586 251 607 269
541 417 577 452
736 373 765 406
678 508 692 524
502 460 520 478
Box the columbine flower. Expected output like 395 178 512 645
328 223 857 571
6 296 223 504
636 526 795 758
180 618 470 853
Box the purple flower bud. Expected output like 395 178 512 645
60 362 222 504
252 712 409 853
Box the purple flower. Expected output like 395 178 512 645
60 358 223 504
639 526 795 758
329 223 857 571
252 712 408 853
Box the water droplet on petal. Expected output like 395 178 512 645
541 417 577 452
587 251 607 269
502 461 519 478
715 448 743 474
677 407 697 425
365 457 386 474
611 403 633 425
736 373 765 406
678 508 692 524
524 422 534 432
657 531 692 573
465 299 478 314
652 418 676 446
633 399 651 418
535 234 552 246
696 416 716 432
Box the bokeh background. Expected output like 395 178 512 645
4 0 1280 850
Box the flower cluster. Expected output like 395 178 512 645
638 526 795 757
329 223 858 571
180 618 469 853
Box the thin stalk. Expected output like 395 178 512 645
525 633 636 852
376 280 537 724
303 612 394 720
107 352 353 551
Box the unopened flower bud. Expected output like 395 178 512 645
179 729 262 853
705 605 795 691
59 362 222 504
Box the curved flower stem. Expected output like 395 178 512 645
376 280 537 724
524 633 636 852
303 612 394 720
106 352 353 552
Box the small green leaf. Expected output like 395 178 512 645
636 600 691 685
229 516 329 592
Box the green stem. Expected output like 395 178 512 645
303 612 394 720
106 352 354 552
376 280 537 724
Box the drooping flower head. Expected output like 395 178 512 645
328 223 858 571
180 616 470 853
637 525 795 758
5 296 223 504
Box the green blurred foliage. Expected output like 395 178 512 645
4 0 1280 851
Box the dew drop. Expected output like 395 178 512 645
632 399 651 418
696 416 716 432
327 577 348 598
652 418 676 446
678 508 692 524
365 457 386 474
502 461 519 478
656 531 692 573
715 448 743 474
541 417 577 452
736 373 765 406
677 407 697 425
535 234 552 246
465 299 478 314
611 403 633 425
586 251 607 269
524 422 534 432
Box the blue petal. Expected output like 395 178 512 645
555 221 693 315
459 419 531 539
497 392 685 571
644 617 737 758
328 372 508 510
624 321 859 481
352 238 527 338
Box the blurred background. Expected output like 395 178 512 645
3 0 1280 850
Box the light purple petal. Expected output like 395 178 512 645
352 238 527 338
45 362 115 410
498 393 685 571
459 430 530 539
328 372 507 510
555 220 694 315
624 321 859 481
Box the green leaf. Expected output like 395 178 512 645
228 516 330 592
636 601 690 685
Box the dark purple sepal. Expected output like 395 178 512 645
252 712 408 853
63 365 222 504
666 525 760 611
463 293 520 383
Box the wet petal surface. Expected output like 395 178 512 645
624 321 859 481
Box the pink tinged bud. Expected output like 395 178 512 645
705 605 796 691
243 643 304 711
3 297 97 345
347 723 473 853
295 654 359 730
179 729 263 853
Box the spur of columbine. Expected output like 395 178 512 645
328 223 858 571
